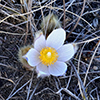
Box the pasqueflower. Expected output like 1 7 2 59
23 28 76 76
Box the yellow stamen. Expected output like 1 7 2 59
39 47 58 66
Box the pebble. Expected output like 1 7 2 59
93 66 98 70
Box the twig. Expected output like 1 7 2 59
24 19 29 44
6 79 31 100
56 88 81 100
96 88 99 100
78 43 87 98
0 6 23 21
54 77 63 100
66 0 75 10
35 86 80 100
82 8 100 16
29 78 42 100
0 63 17 70
0 30 27 35
46 6 95 30
83 29 100 40
66 0 86 39
83 41 100 86
0 94 5 100
74 36 100 45
90 39 100 51
35 87 56 95
7 73 27 99
1 20 25 31
66 66 73 89
0 0 57 24
28 0 34 42
26 69 35 100
90 88 97 100
63 0 65 29
60 71 100 79
0 76 15 85
86 76 100 88
70 61 87 100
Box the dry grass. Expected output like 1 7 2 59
0 0 100 100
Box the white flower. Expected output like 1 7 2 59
23 28 76 77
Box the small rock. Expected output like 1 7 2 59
93 66 98 70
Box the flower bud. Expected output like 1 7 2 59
18 45 34 71
41 13 61 37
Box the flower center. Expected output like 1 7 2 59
39 47 58 66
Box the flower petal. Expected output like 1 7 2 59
34 34 46 52
57 44 75 62
49 61 67 76
36 69 50 78
23 48 40 66
37 63 50 74
46 28 66 50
